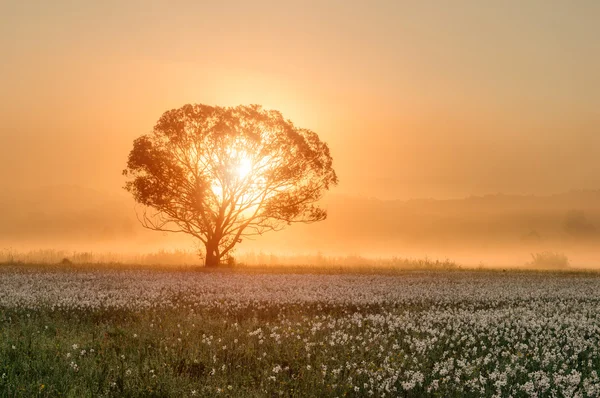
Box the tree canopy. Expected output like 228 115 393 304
123 104 338 266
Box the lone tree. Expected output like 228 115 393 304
123 104 338 267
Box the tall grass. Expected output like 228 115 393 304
0 248 459 271
527 251 570 269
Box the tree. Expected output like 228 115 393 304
123 104 338 266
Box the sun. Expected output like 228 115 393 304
236 156 253 179
205 149 254 200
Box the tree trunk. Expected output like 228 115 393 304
204 242 220 267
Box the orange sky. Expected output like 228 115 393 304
1 1 599 199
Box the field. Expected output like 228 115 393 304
1 266 600 397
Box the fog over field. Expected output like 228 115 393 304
2 185 600 268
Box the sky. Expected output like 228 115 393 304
1 0 599 200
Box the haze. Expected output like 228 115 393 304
1 1 599 266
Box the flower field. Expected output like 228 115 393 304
1 268 600 397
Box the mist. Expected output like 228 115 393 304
2 185 600 268
1 1 600 268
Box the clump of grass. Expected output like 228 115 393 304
60 257 73 265
527 251 570 269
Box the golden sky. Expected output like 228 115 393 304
1 0 599 199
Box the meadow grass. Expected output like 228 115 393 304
1 265 600 397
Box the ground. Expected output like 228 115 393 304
1 265 600 397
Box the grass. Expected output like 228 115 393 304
0 248 461 270
1 306 287 397
527 251 571 270
2 264 600 397
3 296 418 397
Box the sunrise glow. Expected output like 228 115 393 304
235 155 253 179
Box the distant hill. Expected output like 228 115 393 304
318 191 600 243
253 191 600 254
0 185 137 242
1 185 599 253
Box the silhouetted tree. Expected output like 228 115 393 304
123 104 337 266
